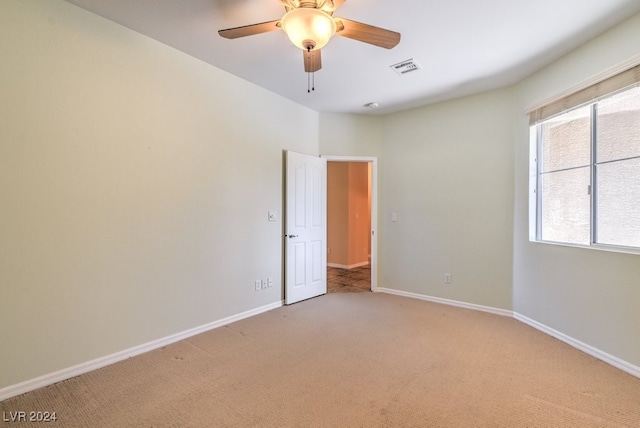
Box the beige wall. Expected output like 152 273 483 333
327 163 349 265
321 11 640 370
319 113 383 157
319 94 515 312
347 162 371 266
512 12 640 367
0 0 319 390
378 88 515 310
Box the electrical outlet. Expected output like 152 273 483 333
267 277 273 287
444 274 452 284
261 279 267 289
255 280 261 291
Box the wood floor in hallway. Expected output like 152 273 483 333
327 265 371 293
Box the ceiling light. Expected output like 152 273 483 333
364 102 379 109
281 8 336 51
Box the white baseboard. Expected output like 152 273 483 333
377 287 640 379
377 287 513 317
327 261 370 269
0 300 283 402
514 313 640 379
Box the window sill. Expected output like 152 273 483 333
529 239 640 256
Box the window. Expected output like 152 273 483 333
530 65 640 252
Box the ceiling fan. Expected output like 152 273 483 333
218 0 401 89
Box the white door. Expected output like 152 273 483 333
285 151 327 305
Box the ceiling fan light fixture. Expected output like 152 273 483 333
281 8 336 51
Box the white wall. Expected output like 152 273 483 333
513 12 640 368
0 0 319 390
378 89 515 310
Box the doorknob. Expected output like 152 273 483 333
288 234 298 239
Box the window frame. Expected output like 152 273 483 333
529 82 640 255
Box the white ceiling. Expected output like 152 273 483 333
64 0 640 115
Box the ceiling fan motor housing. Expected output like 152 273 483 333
281 8 337 51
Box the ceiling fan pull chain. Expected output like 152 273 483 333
307 71 315 93
307 46 315 93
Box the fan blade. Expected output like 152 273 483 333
320 0 346 14
218 20 281 39
303 49 322 72
334 18 400 49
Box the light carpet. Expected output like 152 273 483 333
2 293 640 427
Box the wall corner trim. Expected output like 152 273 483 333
513 313 640 379
376 287 640 380
0 300 284 402
376 287 513 317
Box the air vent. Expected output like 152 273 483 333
390 59 422 75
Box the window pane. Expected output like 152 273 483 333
541 105 591 173
596 158 640 247
540 166 590 244
597 86 640 163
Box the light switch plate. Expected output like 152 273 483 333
268 211 277 222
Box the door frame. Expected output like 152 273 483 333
322 155 378 292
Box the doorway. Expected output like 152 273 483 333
323 156 377 293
